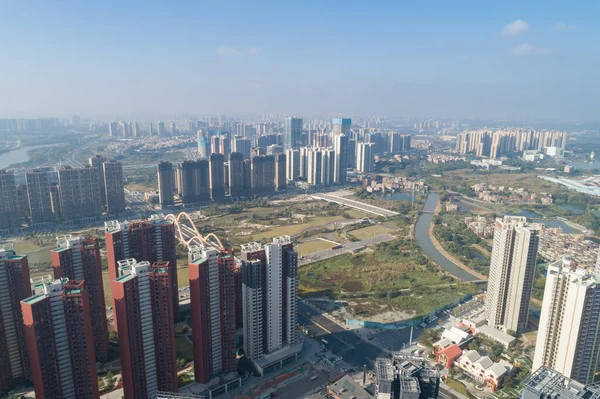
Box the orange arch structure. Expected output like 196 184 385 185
164 212 225 249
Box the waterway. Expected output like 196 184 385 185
567 160 600 171
0 143 62 169
414 192 481 282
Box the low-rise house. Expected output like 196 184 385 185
455 350 513 391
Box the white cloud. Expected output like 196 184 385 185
512 43 550 55
248 83 262 89
553 22 575 32
502 19 529 36
248 47 262 56
216 46 261 56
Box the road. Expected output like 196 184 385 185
298 301 387 369
311 193 400 217
299 233 396 265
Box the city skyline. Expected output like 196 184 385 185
0 2 598 120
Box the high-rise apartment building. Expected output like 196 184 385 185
89 155 107 204
532 258 600 384
241 237 299 373
332 117 351 136
109 121 118 137
51 235 109 362
275 153 286 191
157 121 165 136
232 136 251 159
209 153 225 200
198 131 210 158
26 169 54 224
0 248 31 390
485 216 541 333
112 260 178 399
356 142 374 173
157 161 175 208
284 116 303 149
105 215 178 322
103 160 125 214
57 166 102 221
251 155 275 195
22 279 99 399
333 134 348 184
188 246 237 383
228 152 245 197
285 149 300 182
347 139 357 169
0 170 20 230
176 160 210 204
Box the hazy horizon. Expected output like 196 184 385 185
1 1 598 121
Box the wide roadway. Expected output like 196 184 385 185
298 301 386 369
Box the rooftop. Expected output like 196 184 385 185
330 375 373 399
22 294 46 305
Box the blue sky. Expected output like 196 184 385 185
0 1 598 120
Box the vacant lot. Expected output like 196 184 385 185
298 239 478 318
349 224 395 240
296 239 337 255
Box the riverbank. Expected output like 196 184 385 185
428 214 487 282
414 193 481 282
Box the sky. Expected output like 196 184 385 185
0 0 598 121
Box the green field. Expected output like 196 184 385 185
299 239 478 317
349 224 395 240
175 336 194 359
296 239 337 255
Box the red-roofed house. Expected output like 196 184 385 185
436 344 463 369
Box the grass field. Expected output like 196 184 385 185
446 379 475 399
241 215 346 242
175 336 194 359
298 239 478 317
296 239 337 256
349 224 395 240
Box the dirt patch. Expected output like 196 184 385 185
341 280 364 292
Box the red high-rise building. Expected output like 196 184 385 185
112 260 177 399
104 215 179 323
188 246 237 383
0 248 31 390
21 279 99 399
51 235 109 362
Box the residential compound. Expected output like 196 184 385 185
111 259 178 399
240 236 301 375
533 258 600 384
0 157 125 230
104 215 179 322
0 247 31 391
456 129 567 159
485 216 542 333
50 235 109 362
22 279 99 399
188 246 238 384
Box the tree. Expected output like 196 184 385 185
468 342 479 351
503 376 515 389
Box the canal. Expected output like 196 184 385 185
414 192 481 282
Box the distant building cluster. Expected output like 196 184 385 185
0 118 62 132
427 153 465 164
455 129 567 159
471 183 553 205
362 176 428 194
464 216 495 238
156 117 414 207
0 156 125 231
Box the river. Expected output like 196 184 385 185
414 193 481 282
0 143 63 169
